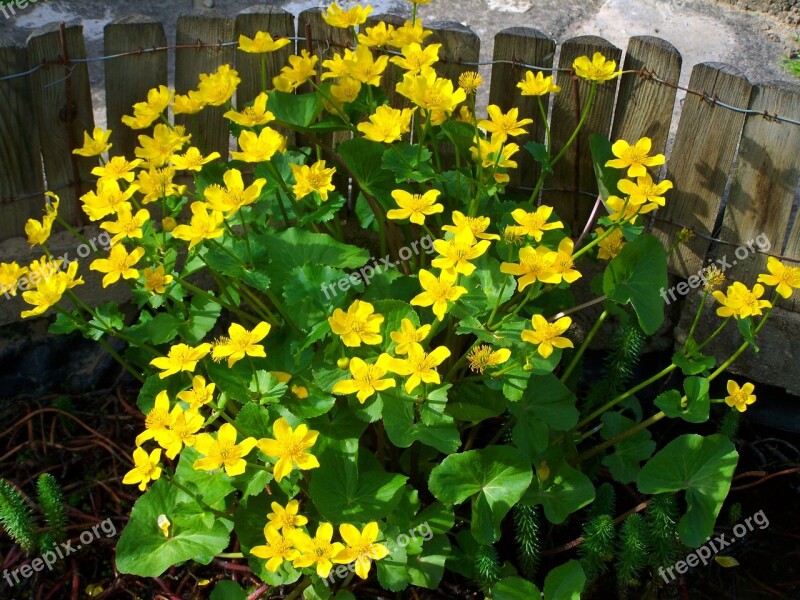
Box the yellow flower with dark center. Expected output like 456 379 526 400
616 173 672 206
122 447 162 491
171 202 225 249
396 70 466 118
92 156 143 183
328 299 384 347
156 404 204 459
137 166 186 204
387 188 444 225
252 525 300 572
172 93 205 115
572 52 621 82
171 147 221 172
177 375 215 410
358 21 395 47
724 380 757 412
387 344 451 393
389 318 431 354
192 65 240 106
100 206 150 244
411 268 468 321
122 85 174 129
606 137 665 178
89 244 145 288
345 45 389 86
500 245 559 291
211 321 271 367
73 127 112 157
757 256 800 299
193 423 257 477
204 168 267 215
549 238 582 284
238 31 292 53
432 229 491 275
712 282 771 319
508 206 563 241
25 192 60 247
595 227 625 260
467 345 511 374
442 211 500 240
231 127 285 163
322 2 372 28
0 262 28 298
332 522 390 579
135 124 190 168
266 500 308 533
150 342 212 379
521 314 574 358
517 70 561 96
478 105 534 143
290 160 337 202
358 104 416 143
606 195 657 224
272 50 318 91
332 355 396 403
290 523 344 578
223 92 275 127
390 42 441 75
388 20 433 48
80 179 139 222
257 417 320 482
458 71 484 94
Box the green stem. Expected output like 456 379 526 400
237 210 254 266
173 276 263 326
683 290 709 352
560 310 607 383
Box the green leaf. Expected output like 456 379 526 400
523 460 594 524
637 434 738 547
178 295 222 344
603 234 668 334
298 194 346 225
145 313 182 345
510 373 579 457
382 142 436 183
655 377 710 423
543 560 586 600
448 382 506 423
337 137 395 208
494 576 542 599
377 529 410 591
283 265 350 328
87 302 125 340
210 581 247 600
737 316 759 353
524 140 552 174
175 446 235 506
428 446 532 544
672 350 716 375
600 412 656 483
49 311 85 336
407 534 450 589
267 90 323 129
589 134 623 206
439 120 475 158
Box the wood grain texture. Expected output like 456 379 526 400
104 15 168 159
488 27 556 187
548 36 621 231
27 23 96 229
426 21 480 87
0 37 45 241
653 62 752 277
175 10 235 161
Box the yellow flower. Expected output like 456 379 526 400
411 268 468 321
172 92 205 115
322 49 356 80
89 244 145 288
322 2 372 28
606 195 657 224
100 206 150 244
455 105 476 125
432 229 491 275
478 105 534 143
712 282 771 319
171 147 221 172
122 85 174 129
521 314 574 358
25 192 60 246
332 522 390 579
171 202 225 249
508 206 564 241
328 299 384 347
193 423 257 477
257 417 320 482
345 44 389 86
252 525 300 572
150 342 212 379
390 42 441 75
177 375 216 410
549 238 582 284
387 188 444 225
470 136 519 181
157 515 171 537
19 261 84 319
224 93 274 129
72 127 112 157
616 174 672 206
291 385 309 399
80 179 139 222
142 266 172 293
358 105 416 144
702 264 726 292
273 50 318 91
0 262 28 298
192 65 240 106
500 245 558 291
204 168 267 215
442 211 500 240
267 500 308 532
290 523 344 578
595 227 625 260
397 70 466 120
388 20 433 48
137 166 186 204
572 52 621 82
330 76 363 104
724 380 757 413
458 71 484 94
136 124 190 168
467 345 511 374
332 355 396 403
388 344 451 393
92 156 143 182
231 127 285 163
757 256 800 299
156 404 204 460
517 70 561 96
211 321 271 367
606 137 665 178
122 447 162 491
135 390 172 445
290 160 337 202
358 21 395 47
389 318 431 355
238 31 292 53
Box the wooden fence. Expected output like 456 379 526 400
1 7 799 388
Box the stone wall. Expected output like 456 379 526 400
713 0 800 24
